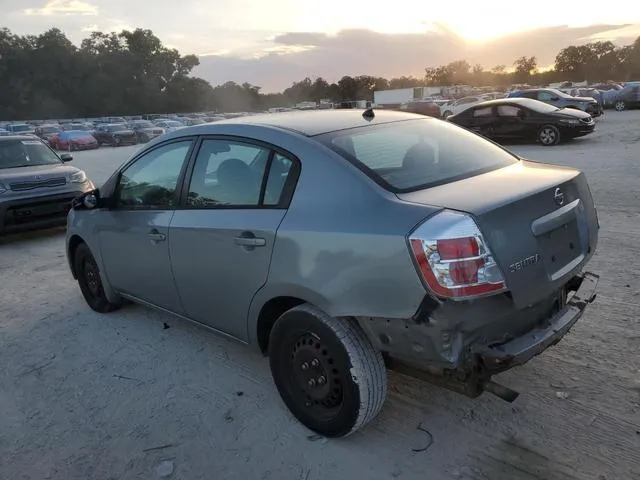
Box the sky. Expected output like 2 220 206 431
3 0 640 91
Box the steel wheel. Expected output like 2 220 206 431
538 125 560 146
82 255 101 298
289 333 345 419
269 304 387 438
615 101 626 111
73 242 121 313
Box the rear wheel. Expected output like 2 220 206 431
615 100 626 111
268 304 387 438
538 125 560 146
74 242 121 313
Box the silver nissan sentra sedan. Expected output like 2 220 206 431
66 109 599 437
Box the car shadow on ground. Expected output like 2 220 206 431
0 225 66 246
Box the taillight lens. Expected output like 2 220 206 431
409 210 507 300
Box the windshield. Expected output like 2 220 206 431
0 140 62 169
106 124 127 132
317 119 518 193
162 121 182 127
133 122 154 129
39 126 60 134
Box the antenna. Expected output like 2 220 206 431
362 107 375 121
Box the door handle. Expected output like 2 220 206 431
148 229 166 242
233 235 266 247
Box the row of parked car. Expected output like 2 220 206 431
0 113 236 152
401 82 640 121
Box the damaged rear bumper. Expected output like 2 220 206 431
479 271 598 373
360 271 599 402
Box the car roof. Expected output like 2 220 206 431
466 97 551 108
0 135 42 142
187 109 427 137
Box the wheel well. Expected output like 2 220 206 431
257 296 306 355
67 235 85 279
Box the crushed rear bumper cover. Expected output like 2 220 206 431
479 271 598 373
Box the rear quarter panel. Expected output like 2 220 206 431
245 128 440 346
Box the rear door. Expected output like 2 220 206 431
168 137 299 341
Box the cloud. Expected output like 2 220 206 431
194 24 640 92
23 0 99 16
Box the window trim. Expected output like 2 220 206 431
111 136 198 211
176 134 301 211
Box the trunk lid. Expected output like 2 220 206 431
397 160 599 308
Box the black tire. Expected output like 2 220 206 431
538 124 561 146
614 100 626 111
74 242 121 313
268 304 387 438
443 110 453 119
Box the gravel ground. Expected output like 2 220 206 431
1 113 639 480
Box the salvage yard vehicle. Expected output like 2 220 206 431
447 97 596 146
0 136 94 234
50 130 99 151
507 88 603 118
128 120 165 143
92 123 138 147
66 109 600 438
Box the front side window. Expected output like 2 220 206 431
186 139 270 207
538 91 556 101
116 140 193 208
497 105 521 117
318 118 518 192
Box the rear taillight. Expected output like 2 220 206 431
408 210 507 300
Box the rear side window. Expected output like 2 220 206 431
317 119 518 192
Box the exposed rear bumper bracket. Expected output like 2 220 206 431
479 271 599 373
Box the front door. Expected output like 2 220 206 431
169 138 297 341
494 104 529 138
468 105 496 137
98 139 195 312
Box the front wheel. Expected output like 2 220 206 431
74 242 121 313
268 304 387 438
614 101 626 111
538 125 561 146
442 110 453 119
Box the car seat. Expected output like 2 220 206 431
217 158 259 205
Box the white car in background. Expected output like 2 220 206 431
154 120 185 134
440 96 485 118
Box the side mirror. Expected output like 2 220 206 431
72 189 105 210
60 153 73 162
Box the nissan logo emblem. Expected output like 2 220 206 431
554 187 564 206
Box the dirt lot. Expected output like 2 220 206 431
1 113 639 480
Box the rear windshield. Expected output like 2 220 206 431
9 124 32 132
317 119 518 192
0 140 61 169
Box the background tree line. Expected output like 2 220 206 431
1 26 640 120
